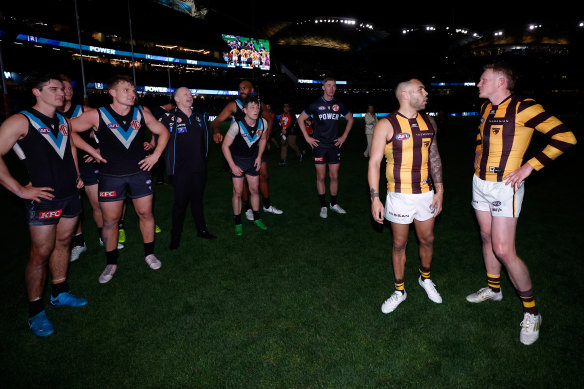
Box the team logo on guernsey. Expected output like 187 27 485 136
423 141 430 148
237 119 264 148
99 107 142 149
20 111 69 159
177 117 182 123
396 133 411 141
492 128 500 134
39 209 62 219
332 104 339 112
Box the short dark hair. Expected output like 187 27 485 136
27 73 63 90
484 62 517 90
242 96 259 109
323 76 336 84
107 75 134 90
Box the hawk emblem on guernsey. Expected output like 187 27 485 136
20 111 69 159
492 128 500 135
99 107 142 149
423 141 430 148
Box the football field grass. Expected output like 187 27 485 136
0 117 582 388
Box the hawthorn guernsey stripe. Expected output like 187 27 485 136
384 112 435 194
475 95 577 182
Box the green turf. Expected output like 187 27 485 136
0 117 582 387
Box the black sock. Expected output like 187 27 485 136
234 214 242 225
97 228 102 240
263 197 271 208
118 219 125 229
106 249 119 265
51 280 70 298
253 210 260 221
330 195 338 206
243 201 251 211
72 233 84 247
28 299 44 318
319 194 326 207
144 241 155 257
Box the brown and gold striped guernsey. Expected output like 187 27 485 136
384 112 435 194
475 95 577 182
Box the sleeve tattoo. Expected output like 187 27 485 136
429 137 443 185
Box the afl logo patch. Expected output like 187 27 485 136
396 133 411 141
59 124 68 136
492 201 502 206
39 127 50 134
332 104 339 112
318 106 326 111
108 123 119 130
131 120 141 130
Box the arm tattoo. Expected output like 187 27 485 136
429 137 443 185
370 188 379 199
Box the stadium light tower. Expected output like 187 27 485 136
127 0 137 85
73 0 88 105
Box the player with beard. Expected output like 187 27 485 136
368 78 444 314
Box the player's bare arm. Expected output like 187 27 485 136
260 102 273 138
428 117 443 216
221 134 243 176
70 109 107 163
139 109 169 171
65 117 84 189
211 101 236 143
0 114 55 202
297 111 319 148
367 119 393 224
335 112 354 147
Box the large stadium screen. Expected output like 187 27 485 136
221 34 270 71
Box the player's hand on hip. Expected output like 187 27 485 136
20 185 55 202
334 135 346 148
306 136 319 148
139 154 158 171
503 163 533 187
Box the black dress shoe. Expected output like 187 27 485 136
197 230 217 240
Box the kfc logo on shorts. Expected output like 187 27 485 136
39 209 62 219
332 104 339 112
39 127 50 134
492 201 502 207
59 124 68 136
99 191 117 198
131 120 141 130
314 157 324 162
396 133 411 141
108 123 119 130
